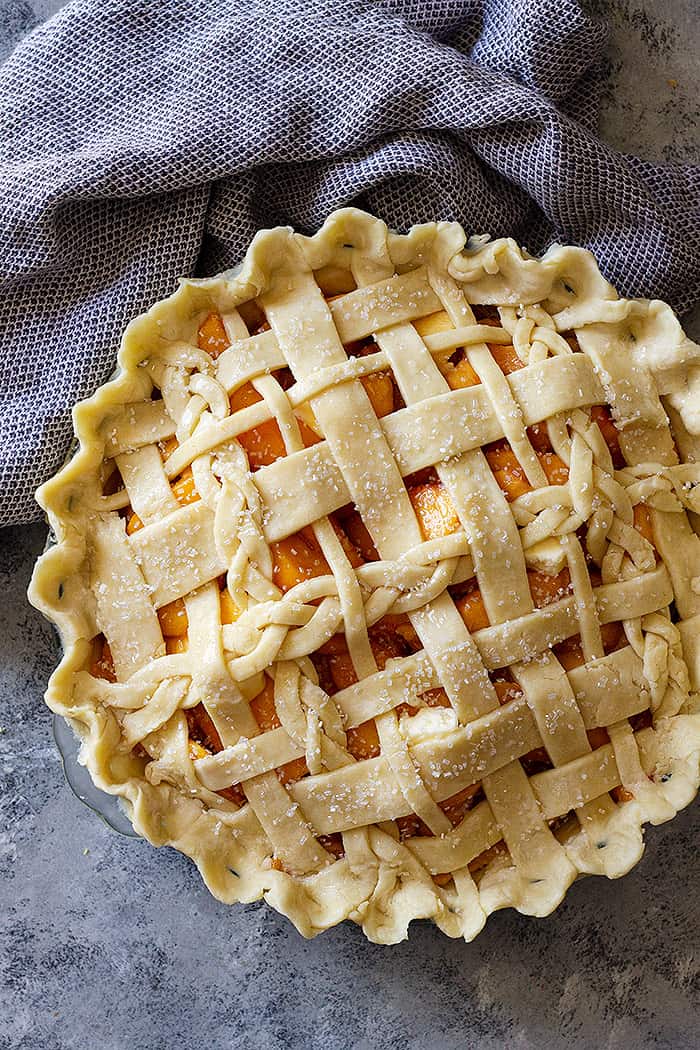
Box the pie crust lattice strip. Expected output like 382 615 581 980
30 209 700 943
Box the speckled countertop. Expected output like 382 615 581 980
1 3 698 1049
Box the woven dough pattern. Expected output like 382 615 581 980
30 210 700 943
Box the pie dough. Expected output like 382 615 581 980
29 209 700 943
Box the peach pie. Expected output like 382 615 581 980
30 210 700 942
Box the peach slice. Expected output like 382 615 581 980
409 482 461 540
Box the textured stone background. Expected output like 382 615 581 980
1 2 698 1048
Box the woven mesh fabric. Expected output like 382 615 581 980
1 0 699 527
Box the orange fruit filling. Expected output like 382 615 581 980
346 720 381 762
468 841 508 877
409 482 461 540
440 782 483 826
591 404 625 468
488 343 525 375
186 706 246 805
99 306 646 851
228 381 321 469
126 466 199 535
197 311 230 359
448 356 481 389
361 370 395 417
249 678 308 784
528 568 572 608
454 585 490 632
633 503 656 552
554 621 625 671
197 310 323 470
219 588 239 625
494 678 523 705
336 508 379 562
157 598 188 637
526 422 551 452
89 635 116 682
327 629 413 762
270 529 331 592
484 444 569 501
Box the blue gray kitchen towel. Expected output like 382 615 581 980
1 0 699 526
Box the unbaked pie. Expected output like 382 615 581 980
30 209 700 942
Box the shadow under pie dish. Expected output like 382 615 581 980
29 208 700 944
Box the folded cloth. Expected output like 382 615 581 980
1 0 698 527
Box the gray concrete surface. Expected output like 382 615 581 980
1 2 698 1049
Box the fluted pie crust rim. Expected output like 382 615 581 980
29 209 700 943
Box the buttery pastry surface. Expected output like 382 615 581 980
30 209 700 943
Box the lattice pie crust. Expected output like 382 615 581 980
30 210 700 943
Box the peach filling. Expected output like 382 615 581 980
93 302 655 870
